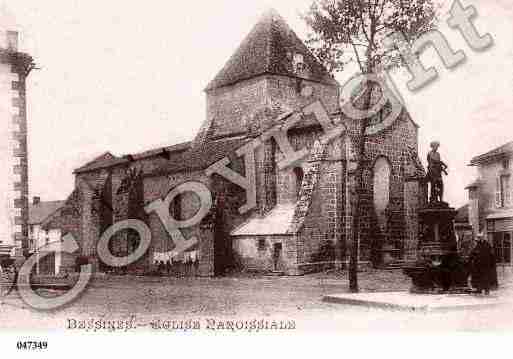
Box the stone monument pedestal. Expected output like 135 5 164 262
403 202 469 293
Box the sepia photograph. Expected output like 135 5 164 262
0 0 512 355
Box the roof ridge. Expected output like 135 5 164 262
204 9 336 91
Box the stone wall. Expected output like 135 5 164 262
206 76 268 137
73 144 253 277
143 170 215 276
344 110 419 261
205 74 339 139
108 167 147 273
76 170 110 270
292 137 345 268
223 106 418 272
276 127 324 205
267 75 339 116
256 140 277 215
404 180 420 261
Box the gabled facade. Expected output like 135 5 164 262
467 141 513 265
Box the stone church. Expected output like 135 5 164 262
51 10 426 276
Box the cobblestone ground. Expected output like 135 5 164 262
1 269 512 332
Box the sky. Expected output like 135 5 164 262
0 0 512 207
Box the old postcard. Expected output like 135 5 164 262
0 0 512 355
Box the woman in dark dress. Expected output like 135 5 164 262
470 234 497 295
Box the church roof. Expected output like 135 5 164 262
74 142 191 174
147 136 249 177
205 9 337 91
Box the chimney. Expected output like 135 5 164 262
33 196 40 205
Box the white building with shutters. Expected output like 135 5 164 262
467 141 513 266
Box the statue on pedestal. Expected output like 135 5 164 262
426 141 448 203
403 141 469 293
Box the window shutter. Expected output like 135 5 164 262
505 176 511 206
495 177 502 208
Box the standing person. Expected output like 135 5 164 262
470 233 497 295
158 261 164 276
165 260 171 275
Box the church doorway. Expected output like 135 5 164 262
272 243 283 271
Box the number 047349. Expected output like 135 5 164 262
16 341 48 350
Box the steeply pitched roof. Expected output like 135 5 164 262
205 9 337 91
29 200 65 225
469 141 513 166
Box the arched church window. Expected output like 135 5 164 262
373 157 391 232
293 167 304 200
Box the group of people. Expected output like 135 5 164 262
0 263 18 296
153 250 200 276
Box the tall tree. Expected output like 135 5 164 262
303 0 438 292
